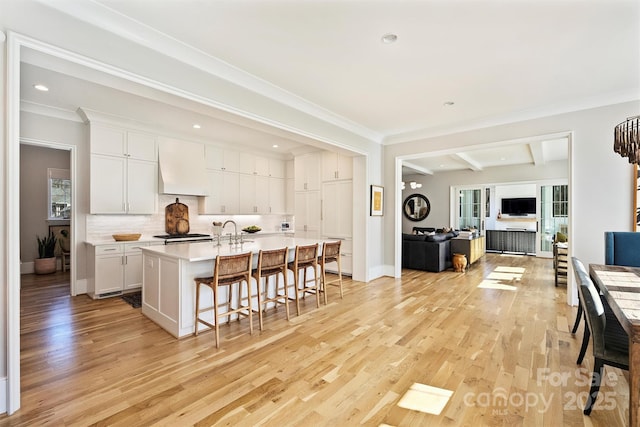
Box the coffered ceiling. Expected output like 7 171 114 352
18 0 640 171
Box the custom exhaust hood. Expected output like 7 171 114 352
158 137 208 196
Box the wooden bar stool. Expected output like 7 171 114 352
288 244 320 316
253 247 289 330
194 252 253 348
318 240 343 302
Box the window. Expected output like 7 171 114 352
552 185 568 217
48 168 71 220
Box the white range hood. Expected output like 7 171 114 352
158 137 208 196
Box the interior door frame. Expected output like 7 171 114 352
535 179 568 258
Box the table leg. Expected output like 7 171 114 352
630 332 640 427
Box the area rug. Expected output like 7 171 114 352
121 292 141 309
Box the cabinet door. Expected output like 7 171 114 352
124 253 143 290
221 171 240 213
322 151 338 181
269 158 286 178
95 254 124 295
127 159 157 214
269 177 286 214
205 146 224 170
295 191 321 236
198 170 224 214
91 124 125 156
239 174 256 213
91 154 126 214
322 181 352 238
295 153 321 191
255 175 270 213
285 178 294 214
127 131 157 161
223 149 240 172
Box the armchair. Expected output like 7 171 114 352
604 231 640 267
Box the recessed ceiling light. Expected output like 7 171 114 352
33 84 49 92
500 157 507 161
443 101 455 107
272 144 279 148
192 124 201 129
381 33 398 44
439 164 446 168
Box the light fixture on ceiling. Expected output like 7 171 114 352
33 84 49 92
381 33 398 44
272 144 279 148
192 124 201 129
402 181 422 190
614 115 640 163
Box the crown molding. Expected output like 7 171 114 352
36 0 383 144
20 100 83 122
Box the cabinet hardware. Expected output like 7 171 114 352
104 248 117 252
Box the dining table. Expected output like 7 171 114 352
589 263 640 427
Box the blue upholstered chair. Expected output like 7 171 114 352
605 231 640 267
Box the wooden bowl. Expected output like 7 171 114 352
112 233 142 241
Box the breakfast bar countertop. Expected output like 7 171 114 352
140 235 324 262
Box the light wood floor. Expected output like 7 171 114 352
0 254 630 426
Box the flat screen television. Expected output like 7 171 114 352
501 197 536 216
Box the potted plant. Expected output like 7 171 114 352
34 232 57 274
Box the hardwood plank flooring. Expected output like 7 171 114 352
0 254 630 426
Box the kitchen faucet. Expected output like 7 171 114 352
222 220 238 244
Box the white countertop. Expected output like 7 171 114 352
140 236 328 262
85 231 295 246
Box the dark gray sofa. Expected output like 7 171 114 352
402 227 456 272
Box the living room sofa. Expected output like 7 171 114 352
402 227 457 272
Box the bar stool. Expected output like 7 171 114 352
318 241 343 302
194 252 253 348
253 247 289 330
288 243 320 316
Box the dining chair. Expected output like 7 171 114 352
571 257 590 365
572 256 629 415
253 247 290 330
318 240 343 303
288 243 320 316
194 252 253 348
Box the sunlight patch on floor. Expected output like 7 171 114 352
495 266 526 274
397 383 453 415
487 271 523 281
478 279 518 291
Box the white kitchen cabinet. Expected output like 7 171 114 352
87 242 150 298
91 124 156 161
90 154 157 214
322 151 353 181
294 152 321 191
240 174 270 213
269 158 286 178
322 181 353 238
89 123 157 214
239 154 269 176
269 177 286 214
205 145 240 172
198 170 240 214
295 190 321 239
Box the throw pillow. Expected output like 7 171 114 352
556 232 568 242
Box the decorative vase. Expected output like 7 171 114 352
452 253 468 273
34 257 57 274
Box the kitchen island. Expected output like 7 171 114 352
140 236 327 338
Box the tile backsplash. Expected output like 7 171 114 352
86 194 293 240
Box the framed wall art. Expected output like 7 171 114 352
370 185 384 216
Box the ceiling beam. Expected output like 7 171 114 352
450 153 483 171
402 161 433 176
528 141 545 165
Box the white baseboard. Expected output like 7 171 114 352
75 279 87 295
0 376 7 414
20 262 34 275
